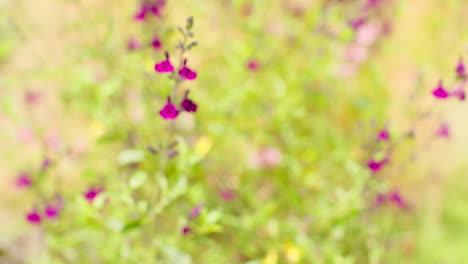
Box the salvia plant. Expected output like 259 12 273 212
1 0 468 263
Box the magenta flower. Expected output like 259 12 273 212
247 60 260 71
178 59 197 80
128 38 142 51
367 158 387 174
180 90 198 112
349 17 366 30
26 209 41 225
155 52 174 73
44 196 63 220
84 187 103 203
456 57 466 78
15 173 32 188
451 87 465 101
388 190 407 208
189 204 203 219
134 4 148 21
376 128 390 141
432 81 450 99
181 225 192 235
220 189 235 201
159 97 179 119
436 123 450 138
151 35 162 50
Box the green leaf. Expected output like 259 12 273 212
118 149 144 165
129 171 148 189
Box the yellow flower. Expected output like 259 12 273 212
283 242 302 263
263 250 278 264
195 136 212 157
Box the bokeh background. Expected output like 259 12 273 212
1 0 468 263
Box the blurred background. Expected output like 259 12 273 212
1 0 468 263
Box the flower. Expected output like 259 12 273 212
181 225 192 235
15 173 32 188
128 38 142 50
365 0 383 8
189 204 203 219
220 189 235 201
451 88 465 101
374 193 387 206
367 158 387 174
155 52 174 73
432 81 450 99
349 17 366 30
436 123 450 138
180 90 197 112
84 187 103 203
26 209 41 224
249 147 282 169
456 57 466 78
178 59 197 80
41 158 52 170
247 60 260 71
151 35 162 50
388 190 407 208
134 4 148 21
159 97 179 119
376 128 390 141
24 90 41 105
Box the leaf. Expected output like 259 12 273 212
122 219 143 233
129 171 148 189
118 149 144 165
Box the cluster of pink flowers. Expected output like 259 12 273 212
374 190 408 209
129 1 167 52
181 204 203 236
155 53 198 120
432 58 466 100
367 128 390 174
26 196 63 225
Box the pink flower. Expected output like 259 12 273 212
151 35 162 50
367 158 387 174
178 59 197 80
17 128 35 143
134 4 149 21
180 90 197 112
181 225 192 235
155 52 174 73
24 90 41 105
451 87 465 101
436 123 450 138
349 17 366 30
356 23 380 46
44 197 63 220
159 97 179 120
84 187 103 203
249 147 282 169
220 189 235 201
247 60 260 71
26 209 41 225
15 173 32 188
128 38 142 51
376 128 390 141
456 57 466 78
41 158 52 170
189 204 203 219
374 193 387 206
388 190 407 208
432 81 450 99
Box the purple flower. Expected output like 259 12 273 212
367 158 387 174
189 204 203 219
376 128 390 141
159 97 179 120
180 90 197 112
181 225 192 235
247 60 260 71
432 81 450 99
155 52 174 73
178 59 197 80
128 38 142 51
15 173 32 188
26 209 41 225
151 35 162 50
436 123 450 138
456 57 466 78
84 187 103 203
